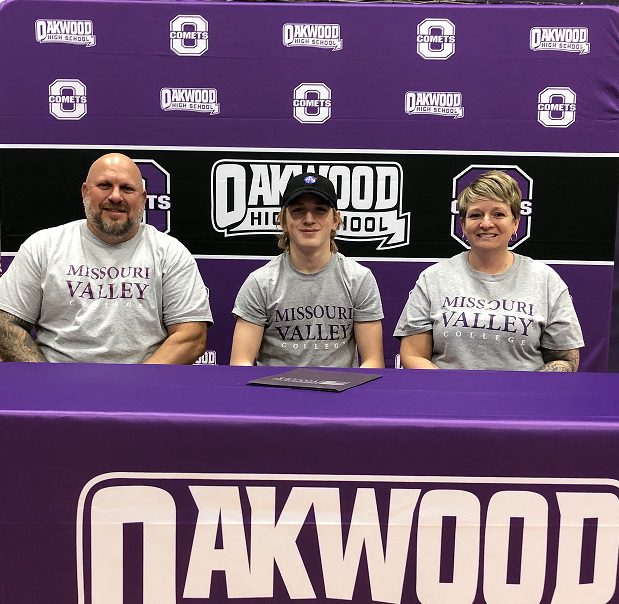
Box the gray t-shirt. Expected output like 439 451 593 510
393 252 584 371
233 252 384 367
0 220 212 363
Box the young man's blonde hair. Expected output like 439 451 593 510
276 207 340 252
457 170 522 220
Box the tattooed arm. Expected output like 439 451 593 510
537 348 579 372
0 310 47 362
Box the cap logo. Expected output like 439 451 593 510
304 175 317 184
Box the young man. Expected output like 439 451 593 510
231 172 384 367
0 153 212 363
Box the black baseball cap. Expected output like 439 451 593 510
281 173 338 208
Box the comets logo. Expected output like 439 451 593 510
451 165 533 249
405 91 463 119
35 19 96 46
283 23 343 51
293 83 332 124
170 15 208 56
537 87 577 128
134 159 172 234
530 27 589 54
416 19 455 60
211 160 409 250
48 79 87 120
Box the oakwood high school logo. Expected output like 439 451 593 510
77 472 619 603
194 350 217 365
35 19 96 46
283 23 343 51
48 79 87 120
160 88 220 114
210 160 410 250
451 165 533 249
405 91 463 118
530 27 589 54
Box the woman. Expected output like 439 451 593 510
231 172 384 368
394 170 583 371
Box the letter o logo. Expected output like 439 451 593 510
48 79 87 120
170 15 208 56
293 83 332 124
537 87 576 128
417 19 455 60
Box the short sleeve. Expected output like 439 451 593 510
353 271 384 322
540 279 584 350
0 236 44 324
393 274 434 338
162 242 212 326
232 273 268 326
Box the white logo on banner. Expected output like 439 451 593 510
210 160 409 250
417 18 455 60
530 27 589 54
293 83 331 124
194 351 217 365
77 473 619 604
134 159 172 234
405 91 464 118
35 19 96 46
160 88 220 114
48 79 87 120
170 15 208 56
537 87 576 128
283 23 343 51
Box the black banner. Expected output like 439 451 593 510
1 148 616 262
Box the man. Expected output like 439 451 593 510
0 153 212 363
230 172 384 367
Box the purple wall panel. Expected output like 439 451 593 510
1 1 617 152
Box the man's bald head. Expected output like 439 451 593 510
84 153 144 189
81 153 146 244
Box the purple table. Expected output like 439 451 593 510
1 363 619 602
1 0 618 371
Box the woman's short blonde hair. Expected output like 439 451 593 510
457 170 522 220
276 207 340 252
